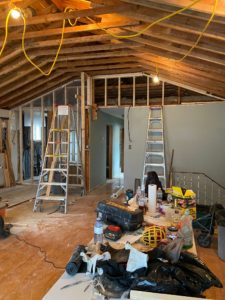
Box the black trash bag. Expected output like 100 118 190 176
100 243 130 263
96 259 147 298
179 252 223 288
132 261 182 295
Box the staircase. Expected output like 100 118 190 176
142 106 166 188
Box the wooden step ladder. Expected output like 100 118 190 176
142 106 166 188
33 105 85 213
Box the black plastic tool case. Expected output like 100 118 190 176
96 201 143 231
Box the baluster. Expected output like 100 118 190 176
204 178 207 206
211 182 214 205
190 174 193 190
197 175 200 204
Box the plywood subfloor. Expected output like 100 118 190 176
0 180 225 300
0 184 37 207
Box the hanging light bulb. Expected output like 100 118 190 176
11 9 21 19
153 74 160 84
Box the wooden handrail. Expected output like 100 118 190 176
172 171 225 190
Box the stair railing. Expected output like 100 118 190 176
172 171 225 206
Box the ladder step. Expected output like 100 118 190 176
39 182 67 186
45 154 68 158
149 117 162 121
148 129 163 132
48 142 69 144
146 152 164 156
50 129 69 132
145 163 165 167
146 140 163 144
69 174 82 177
42 168 68 172
37 196 66 201
68 183 84 187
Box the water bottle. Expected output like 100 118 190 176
157 188 163 200
94 217 103 244
180 210 193 249
136 186 141 204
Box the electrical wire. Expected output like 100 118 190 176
0 0 218 75
21 10 66 76
85 0 202 39
0 8 13 56
12 233 65 270
178 0 218 62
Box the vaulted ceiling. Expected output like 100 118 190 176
0 0 224 109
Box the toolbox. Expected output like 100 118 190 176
96 201 143 231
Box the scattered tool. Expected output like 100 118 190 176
104 225 122 241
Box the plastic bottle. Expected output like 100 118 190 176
157 188 163 200
94 217 103 244
179 210 193 249
138 184 146 213
136 186 141 204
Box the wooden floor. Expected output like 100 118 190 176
0 180 225 300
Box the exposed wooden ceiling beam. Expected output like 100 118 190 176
120 0 225 22
7 19 138 41
149 0 225 17
7 75 76 108
136 55 225 96
119 6 225 42
0 57 136 97
0 4 129 28
0 49 136 83
125 25 225 56
0 59 139 103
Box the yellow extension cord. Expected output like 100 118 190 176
0 0 218 76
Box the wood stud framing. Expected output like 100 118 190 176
0 0 224 109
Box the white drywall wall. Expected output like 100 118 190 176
124 103 225 190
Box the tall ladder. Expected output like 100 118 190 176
33 105 85 213
142 106 166 188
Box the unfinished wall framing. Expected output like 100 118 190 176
13 79 89 186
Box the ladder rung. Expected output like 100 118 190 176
51 129 69 132
69 174 82 177
145 163 165 167
148 129 163 132
68 183 84 187
45 154 68 158
36 196 66 201
146 140 163 144
149 117 162 121
42 168 68 172
39 182 67 186
146 152 164 156
48 142 69 144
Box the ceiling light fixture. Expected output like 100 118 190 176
152 64 160 84
153 74 160 84
11 9 21 19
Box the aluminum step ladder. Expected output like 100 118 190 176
142 106 166 188
33 105 85 213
